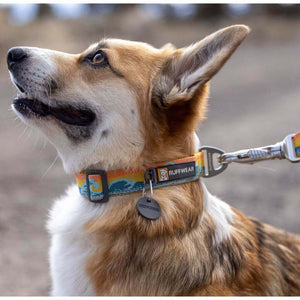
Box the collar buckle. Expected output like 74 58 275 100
86 170 109 202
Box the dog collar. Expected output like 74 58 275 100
75 132 300 203
75 149 220 202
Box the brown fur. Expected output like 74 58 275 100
85 188 300 295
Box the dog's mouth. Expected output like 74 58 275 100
13 95 96 126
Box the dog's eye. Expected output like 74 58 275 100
91 51 107 65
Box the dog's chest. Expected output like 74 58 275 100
47 185 106 296
49 231 95 296
46 182 235 296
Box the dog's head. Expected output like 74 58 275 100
8 25 249 173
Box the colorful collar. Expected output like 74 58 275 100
75 131 300 203
75 149 220 203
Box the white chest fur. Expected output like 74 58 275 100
47 184 104 296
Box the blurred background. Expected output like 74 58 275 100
0 3 299 296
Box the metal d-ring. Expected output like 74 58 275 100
199 146 228 178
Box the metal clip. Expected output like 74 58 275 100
141 179 154 198
219 133 300 164
199 146 228 177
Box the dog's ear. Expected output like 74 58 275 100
153 25 250 106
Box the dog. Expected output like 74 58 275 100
8 24 300 296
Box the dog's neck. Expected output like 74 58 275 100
88 131 198 173
84 133 237 295
84 132 210 236
84 132 233 244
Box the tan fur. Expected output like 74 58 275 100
84 189 300 295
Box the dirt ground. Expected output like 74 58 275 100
0 9 299 296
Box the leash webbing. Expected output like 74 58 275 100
293 132 300 157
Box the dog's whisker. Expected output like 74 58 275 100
8 113 19 121
42 137 48 149
15 121 24 128
43 85 51 108
91 133 104 159
41 154 58 179
46 73 58 104
25 126 33 141
18 127 29 139
34 131 41 148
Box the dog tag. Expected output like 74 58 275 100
136 197 161 220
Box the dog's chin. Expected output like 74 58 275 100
12 92 96 127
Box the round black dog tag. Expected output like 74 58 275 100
136 197 161 220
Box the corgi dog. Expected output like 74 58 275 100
8 25 300 296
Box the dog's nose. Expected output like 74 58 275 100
7 47 28 69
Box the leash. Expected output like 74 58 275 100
201 131 300 177
75 131 300 217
